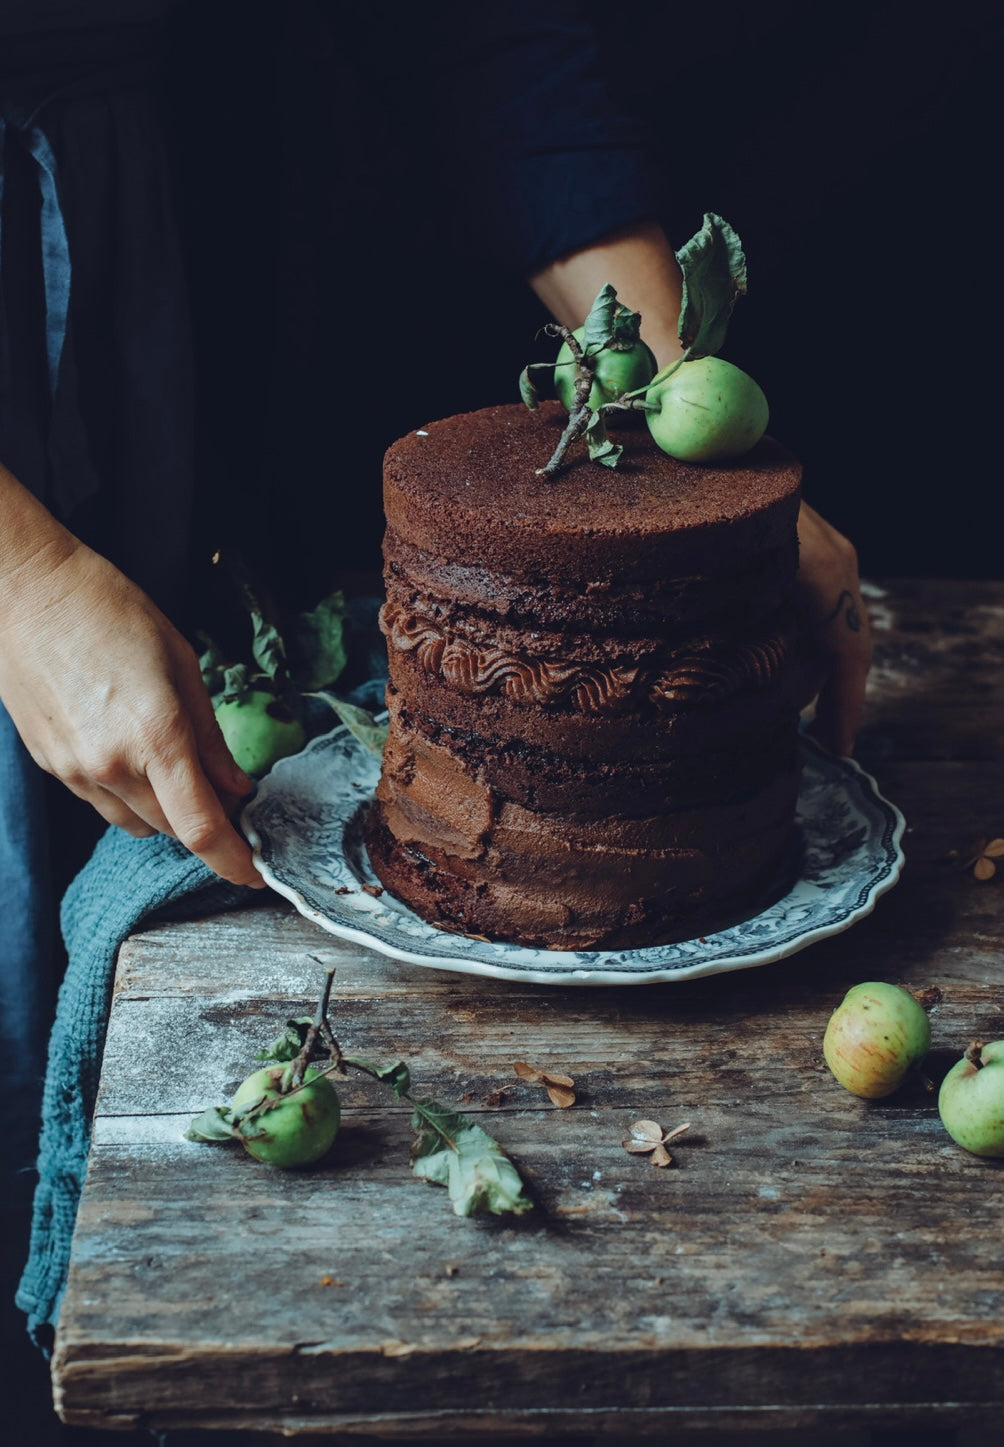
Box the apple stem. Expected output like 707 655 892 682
911 985 944 1013
964 1040 985 1069
600 398 658 416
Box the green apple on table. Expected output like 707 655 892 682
938 1041 1004 1157
822 982 932 1099
230 1064 341 1168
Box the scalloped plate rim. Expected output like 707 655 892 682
242 725 905 987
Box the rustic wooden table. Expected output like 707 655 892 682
51 578 1004 1440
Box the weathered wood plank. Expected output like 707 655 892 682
861 578 1004 762
50 1403 994 1439
95 973 1002 1119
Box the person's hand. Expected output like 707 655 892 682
0 532 265 888
793 501 872 757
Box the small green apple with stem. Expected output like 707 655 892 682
230 1063 341 1168
553 327 656 412
643 355 768 462
938 1040 1004 1156
214 689 307 777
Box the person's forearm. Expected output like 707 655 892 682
0 461 80 623
529 219 686 369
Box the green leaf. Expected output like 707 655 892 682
185 1106 239 1144
288 591 348 692
585 411 623 469
592 445 623 470
249 605 289 685
257 1017 315 1063
313 694 388 756
344 1055 412 1098
232 1109 272 1140
198 634 230 703
675 212 748 358
519 365 539 411
608 301 643 351
409 1098 534 1218
217 662 252 705
581 283 620 349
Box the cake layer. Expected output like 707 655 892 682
384 403 802 584
386 696 799 818
385 532 799 635
377 725 798 864
364 808 798 952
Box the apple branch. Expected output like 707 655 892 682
287 964 340 1087
535 323 596 479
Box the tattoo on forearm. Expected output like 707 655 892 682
819 589 862 632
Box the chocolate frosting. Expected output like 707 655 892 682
380 601 797 713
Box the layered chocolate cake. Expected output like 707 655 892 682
364 401 805 950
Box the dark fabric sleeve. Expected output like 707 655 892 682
434 1 666 275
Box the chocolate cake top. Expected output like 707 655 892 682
383 402 802 584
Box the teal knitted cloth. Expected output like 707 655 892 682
15 826 257 1348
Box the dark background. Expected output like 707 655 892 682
169 0 1000 602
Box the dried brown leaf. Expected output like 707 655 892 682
623 1119 691 1166
983 838 1004 858
513 1061 544 1083
974 856 997 881
628 1120 666 1143
663 1122 692 1143
514 1061 576 1106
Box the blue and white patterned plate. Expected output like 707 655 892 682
243 725 905 987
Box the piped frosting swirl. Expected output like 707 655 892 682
380 602 795 713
